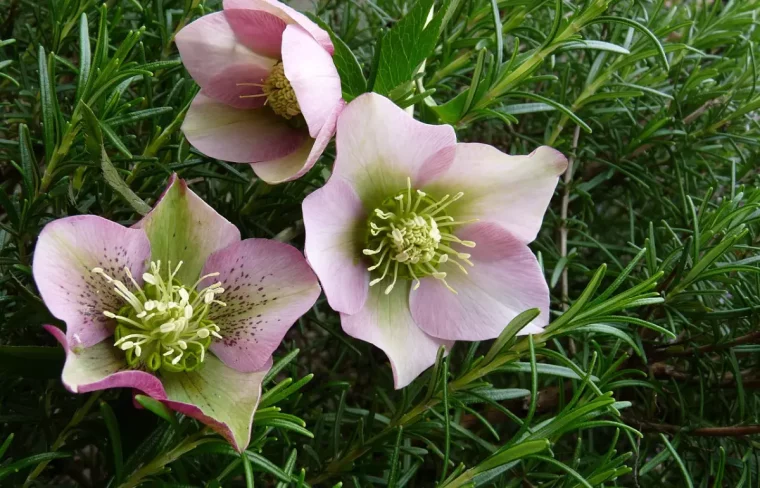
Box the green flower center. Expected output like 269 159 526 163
93 261 225 373
363 178 477 294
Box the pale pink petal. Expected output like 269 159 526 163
251 100 343 184
341 282 453 389
175 12 276 107
45 325 166 397
282 25 341 138
426 144 567 244
33 216 151 348
203 64 272 110
201 239 320 372
225 8 287 59
410 222 549 341
163 355 270 452
303 178 368 314
224 0 333 54
333 93 456 207
133 175 241 285
182 92 309 164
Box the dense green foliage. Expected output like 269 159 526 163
1 0 759 486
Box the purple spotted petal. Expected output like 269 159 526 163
162 355 271 452
45 325 166 396
33 216 151 348
134 175 241 285
201 239 320 372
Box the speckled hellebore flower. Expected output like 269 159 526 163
302 93 568 389
176 0 344 184
35 175 320 451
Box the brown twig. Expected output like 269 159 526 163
560 125 581 312
683 97 723 125
649 330 760 361
628 418 760 437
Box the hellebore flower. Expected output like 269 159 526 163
176 0 344 184
35 175 320 451
302 93 567 389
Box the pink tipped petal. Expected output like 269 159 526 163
333 93 456 207
183 92 309 163
225 8 287 59
429 144 567 244
202 239 320 372
175 12 276 104
45 325 166 397
282 25 342 137
223 0 333 53
33 216 151 348
341 283 453 389
162 355 270 452
303 178 368 314
134 175 240 285
251 100 343 184
410 222 550 341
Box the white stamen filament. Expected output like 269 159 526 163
362 177 475 294
93 260 226 372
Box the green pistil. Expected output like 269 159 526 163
363 178 477 294
93 260 225 373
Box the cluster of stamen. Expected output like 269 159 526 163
363 178 477 294
238 62 301 119
93 261 226 373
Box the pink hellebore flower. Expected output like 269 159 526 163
302 93 568 389
176 0 344 184
34 175 320 451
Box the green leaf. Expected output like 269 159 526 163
311 16 366 101
76 13 91 102
18 124 37 196
241 450 254 488
558 40 631 55
38 45 56 165
473 439 550 475
659 434 694 488
498 362 599 381
373 0 461 95
586 16 669 70
245 451 292 482
81 103 151 215
484 308 540 364
99 401 124 483
134 395 178 425
0 452 70 481
503 91 591 133
568 324 642 356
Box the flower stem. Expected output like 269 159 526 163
307 339 537 485
118 430 215 488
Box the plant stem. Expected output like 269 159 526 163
118 431 215 488
24 391 102 486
